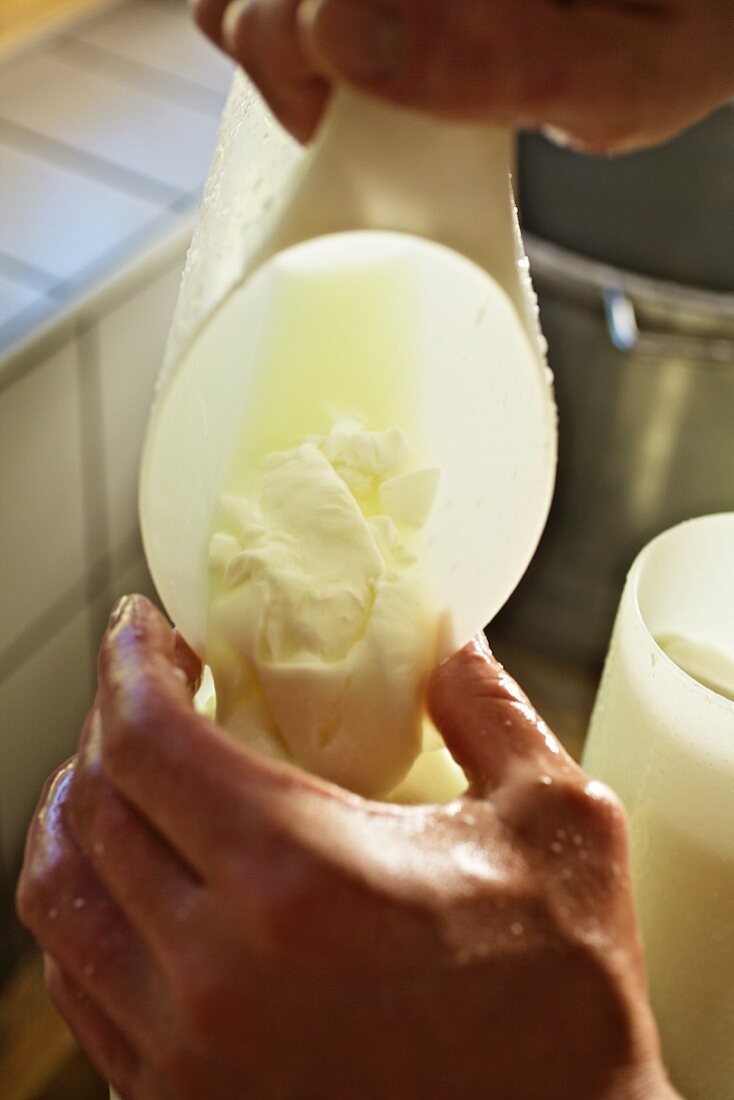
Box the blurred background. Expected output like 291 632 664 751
0 1 732 1095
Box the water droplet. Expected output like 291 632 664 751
83 963 95 978
572 834 583 848
539 775 552 786
72 897 86 910
550 842 563 854
560 868 573 881
93 841 105 856
48 907 59 921
510 922 524 937
555 829 567 840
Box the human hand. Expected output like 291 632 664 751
193 0 734 152
17 595 678 1099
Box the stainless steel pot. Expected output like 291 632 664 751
495 237 734 665
518 104 734 292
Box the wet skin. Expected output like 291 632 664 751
17 596 679 1099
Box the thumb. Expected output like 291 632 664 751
426 634 564 797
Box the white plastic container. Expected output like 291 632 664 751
140 77 557 663
583 513 734 1099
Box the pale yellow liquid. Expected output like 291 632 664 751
218 253 423 500
584 634 734 1099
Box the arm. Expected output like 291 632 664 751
17 596 679 1099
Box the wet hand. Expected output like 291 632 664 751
18 596 677 1099
193 0 734 152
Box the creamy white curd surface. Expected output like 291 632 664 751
205 421 464 800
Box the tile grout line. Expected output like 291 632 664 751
46 203 193 309
56 35 229 118
0 116 184 206
0 574 92 684
2 201 193 328
75 320 114 654
0 0 137 70
0 219 190 396
0 299 59 373
0 532 147 684
0 250 57 292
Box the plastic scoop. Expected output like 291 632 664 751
139 88 557 658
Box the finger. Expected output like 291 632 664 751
224 0 331 141
67 708 207 964
97 595 333 880
302 0 688 151
191 0 230 48
43 954 141 1100
16 762 169 1052
103 595 200 699
193 0 330 140
426 635 569 798
428 642 632 876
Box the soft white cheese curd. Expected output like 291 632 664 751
207 422 443 798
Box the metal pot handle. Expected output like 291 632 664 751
603 287 734 364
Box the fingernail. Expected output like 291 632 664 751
305 0 406 82
107 595 132 630
222 0 249 51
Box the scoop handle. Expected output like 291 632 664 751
247 89 535 336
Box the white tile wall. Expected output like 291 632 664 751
96 259 184 555
0 0 224 892
75 0 234 96
0 341 87 649
0 52 222 193
0 145 166 282
0 273 46 328
0 605 94 872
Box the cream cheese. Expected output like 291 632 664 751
207 422 443 798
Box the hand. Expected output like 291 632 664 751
17 595 677 1100
193 0 734 151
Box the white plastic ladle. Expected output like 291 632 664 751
139 88 557 658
